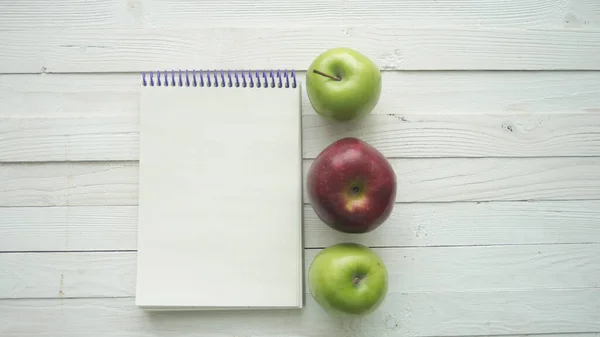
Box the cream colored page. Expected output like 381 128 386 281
136 85 303 309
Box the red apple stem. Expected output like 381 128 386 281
312 69 341 81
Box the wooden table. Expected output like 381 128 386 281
1 1 600 336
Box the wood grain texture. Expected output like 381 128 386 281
0 117 139 162
567 0 600 27
0 252 136 299
0 206 138 251
2 244 599 298
302 113 600 158
3 72 600 118
0 0 591 29
1 292 598 337
2 27 600 73
2 113 600 161
0 162 139 207
304 201 600 248
0 74 140 117
2 158 599 207
2 201 599 252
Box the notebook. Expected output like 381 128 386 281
135 69 304 310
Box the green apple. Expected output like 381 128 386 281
308 243 388 316
306 47 382 121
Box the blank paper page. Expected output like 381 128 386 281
135 82 303 310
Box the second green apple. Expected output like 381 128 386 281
306 47 382 121
308 243 388 316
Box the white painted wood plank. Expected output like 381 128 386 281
2 201 599 252
567 0 600 27
304 201 600 248
2 27 600 73
2 244 599 298
0 0 591 30
303 113 600 158
1 292 598 336
0 0 131 30
0 252 136 299
0 73 140 118
140 0 600 28
0 206 138 252
4 113 599 161
3 72 599 118
0 162 139 207
2 158 599 207
0 117 139 162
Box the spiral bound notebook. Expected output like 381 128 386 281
135 69 304 310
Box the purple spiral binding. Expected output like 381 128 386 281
141 69 297 88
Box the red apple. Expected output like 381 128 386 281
306 137 396 233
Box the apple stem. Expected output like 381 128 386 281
312 69 341 81
353 276 361 285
